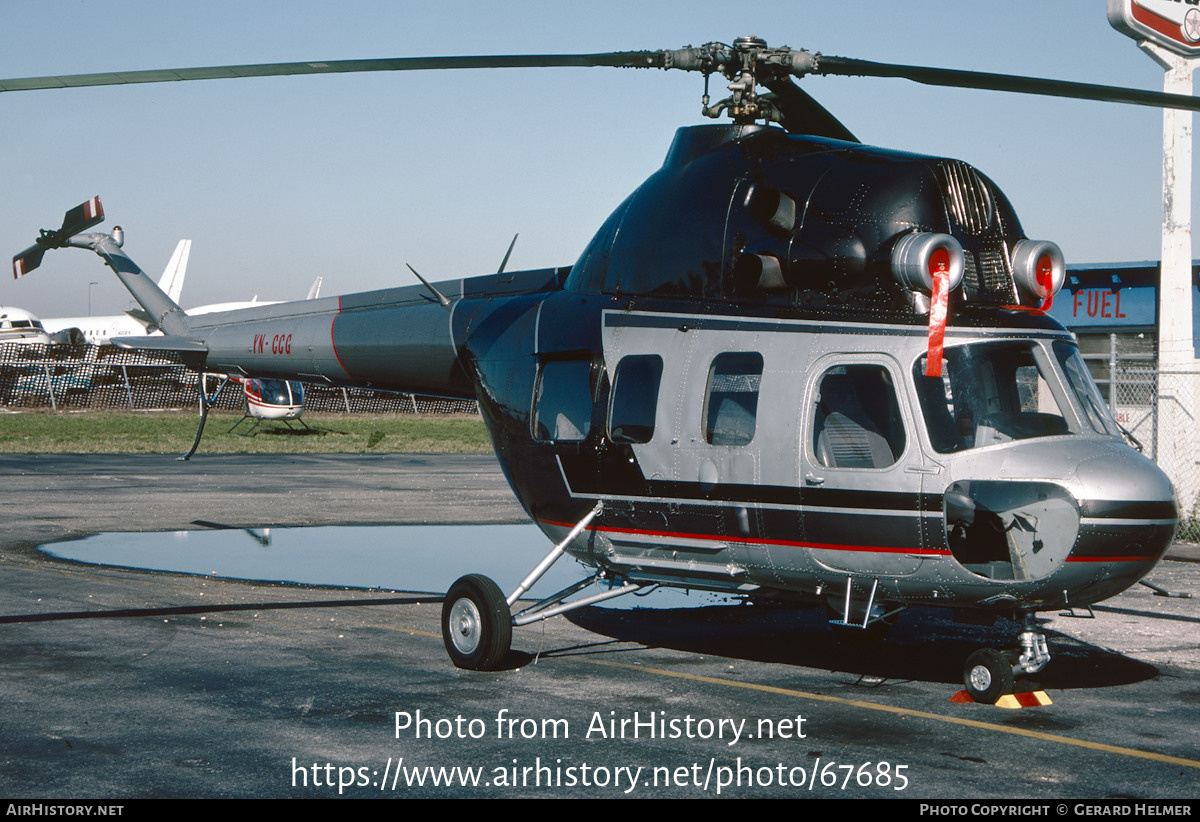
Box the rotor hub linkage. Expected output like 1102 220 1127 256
661 37 820 125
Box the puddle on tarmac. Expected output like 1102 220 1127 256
39 523 736 610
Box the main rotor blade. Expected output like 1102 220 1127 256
813 55 1200 113
0 51 665 93
760 77 858 142
7 43 1198 115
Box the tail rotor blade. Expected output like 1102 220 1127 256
12 196 105 278
59 196 105 237
12 244 45 279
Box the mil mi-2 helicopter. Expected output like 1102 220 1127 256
5 36 1188 703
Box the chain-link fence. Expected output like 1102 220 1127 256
1107 363 1200 542
0 342 478 415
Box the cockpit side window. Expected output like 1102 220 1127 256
915 341 1078 453
608 354 663 444
812 364 906 469
533 359 594 442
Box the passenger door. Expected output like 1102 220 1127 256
799 354 927 576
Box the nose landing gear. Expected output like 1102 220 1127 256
963 612 1050 704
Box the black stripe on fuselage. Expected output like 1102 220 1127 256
1078 499 1178 520
557 456 939 512
602 310 1073 340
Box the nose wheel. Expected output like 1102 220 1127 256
963 648 1015 704
962 613 1050 704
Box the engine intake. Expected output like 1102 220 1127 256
890 232 965 295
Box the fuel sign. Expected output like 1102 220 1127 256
1109 0 1200 57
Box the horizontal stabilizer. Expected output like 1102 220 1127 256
110 333 208 370
110 334 208 354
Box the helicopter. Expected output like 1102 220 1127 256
5 36 1189 703
227 376 308 436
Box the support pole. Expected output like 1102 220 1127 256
1141 42 1200 516
1141 42 1196 368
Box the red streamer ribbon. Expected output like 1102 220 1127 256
925 255 950 378
1036 256 1054 311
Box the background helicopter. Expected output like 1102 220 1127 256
5 11 1191 701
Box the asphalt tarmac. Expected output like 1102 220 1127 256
0 453 1198 800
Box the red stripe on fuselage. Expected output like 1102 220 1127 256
329 296 353 380
1066 555 1160 563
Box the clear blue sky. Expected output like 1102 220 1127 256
0 0 1187 318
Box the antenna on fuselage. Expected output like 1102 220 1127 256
406 263 452 310
497 233 518 274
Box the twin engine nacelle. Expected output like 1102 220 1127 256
890 232 1065 308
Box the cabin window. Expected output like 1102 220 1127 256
608 354 662 444
812 364 906 469
703 352 763 446
914 341 1075 453
533 359 593 442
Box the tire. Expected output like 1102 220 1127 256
441 574 512 671
963 648 1015 704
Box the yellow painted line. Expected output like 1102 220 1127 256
390 626 442 640
583 658 1200 771
376 624 444 643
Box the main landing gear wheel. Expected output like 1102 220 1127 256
441 574 512 671
963 648 1015 704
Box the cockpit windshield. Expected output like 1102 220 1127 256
914 340 1118 453
255 378 303 406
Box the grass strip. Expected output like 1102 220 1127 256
0 409 492 454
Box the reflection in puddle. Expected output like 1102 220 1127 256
39 523 736 610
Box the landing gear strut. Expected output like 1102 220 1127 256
440 502 640 671
963 611 1050 704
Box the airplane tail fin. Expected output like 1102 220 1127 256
306 276 323 300
157 239 191 303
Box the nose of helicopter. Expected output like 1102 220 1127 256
1066 440 1179 569
1068 440 1178 511
940 438 1177 594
